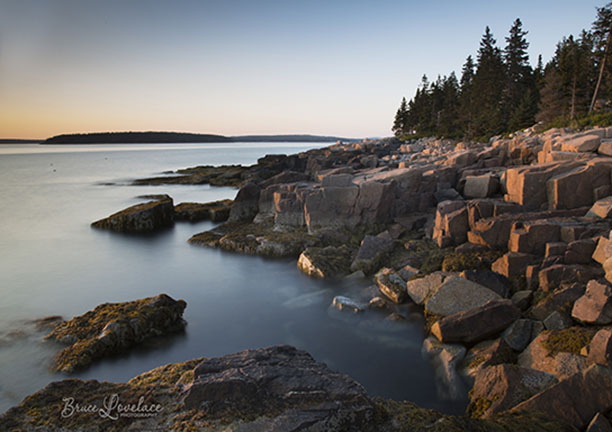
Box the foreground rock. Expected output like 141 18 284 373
1 345 575 432
44 294 186 373
91 195 174 233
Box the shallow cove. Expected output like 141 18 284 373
0 142 467 414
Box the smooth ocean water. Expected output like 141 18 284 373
0 142 466 414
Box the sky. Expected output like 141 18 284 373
0 0 605 139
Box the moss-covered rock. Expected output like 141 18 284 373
540 326 599 357
297 245 354 278
174 199 232 222
44 294 187 373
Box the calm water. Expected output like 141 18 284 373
0 142 466 414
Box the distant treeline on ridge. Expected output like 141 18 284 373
43 132 356 144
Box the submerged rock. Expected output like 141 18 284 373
44 294 186 373
332 296 365 312
91 195 174 233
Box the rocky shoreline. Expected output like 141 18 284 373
7 127 612 430
0 346 575 431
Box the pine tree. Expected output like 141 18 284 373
458 55 476 138
438 73 460 137
471 27 506 138
537 65 565 123
504 18 535 129
392 97 409 137
557 33 594 119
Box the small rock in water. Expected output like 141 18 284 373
368 296 387 309
332 296 364 313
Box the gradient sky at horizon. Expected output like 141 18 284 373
0 0 605 139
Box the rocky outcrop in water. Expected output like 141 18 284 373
44 294 186 373
0 345 575 432
91 194 175 233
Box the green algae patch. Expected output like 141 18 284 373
541 326 599 357
44 294 187 373
297 245 354 279
189 219 320 258
375 398 575 432
441 249 504 273
128 357 204 387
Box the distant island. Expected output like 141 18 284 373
0 139 42 144
42 131 358 144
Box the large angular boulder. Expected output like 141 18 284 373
508 220 561 255
518 329 591 380
350 231 395 274
463 174 499 199
547 161 612 210
460 338 518 381
529 283 586 320
502 318 534 351
512 365 612 430
228 183 261 222
431 299 520 344
468 364 558 418
538 264 602 291
572 280 612 324
491 252 535 279
91 195 174 233
405 272 445 305
587 328 612 368
560 134 601 153
432 200 468 247
587 196 612 219
505 162 579 210
460 269 510 298
425 275 501 317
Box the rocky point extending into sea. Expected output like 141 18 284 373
5 125 612 431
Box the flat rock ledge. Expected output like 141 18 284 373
44 294 186 373
0 345 573 432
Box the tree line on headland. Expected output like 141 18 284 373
42 132 355 144
392 3 612 141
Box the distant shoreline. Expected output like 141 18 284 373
34 131 359 145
